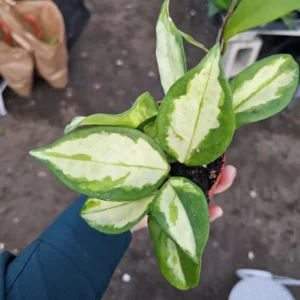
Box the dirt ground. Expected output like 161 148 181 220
1 0 300 299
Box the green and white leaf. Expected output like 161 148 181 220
148 215 200 290
156 0 187 94
179 31 208 53
208 0 221 17
224 0 300 41
151 177 210 263
81 194 155 234
30 127 170 201
143 119 157 140
156 44 235 166
143 120 177 164
64 92 158 134
231 55 299 128
282 15 294 30
215 0 235 10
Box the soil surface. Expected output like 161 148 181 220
170 155 224 199
1 0 300 299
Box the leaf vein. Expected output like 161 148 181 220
43 152 167 171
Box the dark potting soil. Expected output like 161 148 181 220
170 155 224 200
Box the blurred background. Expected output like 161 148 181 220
1 0 300 299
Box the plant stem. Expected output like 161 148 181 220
218 0 238 54
221 41 228 56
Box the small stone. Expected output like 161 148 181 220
93 83 102 90
209 170 217 179
108 101 114 108
12 248 18 255
255 218 262 225
37 171 47 178
126 4 132 9
250 190 257 199
146 251 151 257
7 167 12 174
116 59 124 66
0 243 4 251
148 71 155 77
212 240 219 248
190 9 196 16
60 108 67 115
66 87 73 98
248 251 255 260
121 49 128 56
60 100 66 107
122 273 131 283
26 100 35 107
12 217 20 224
81 52 88 58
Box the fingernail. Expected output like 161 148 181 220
215 206 223 218
228 165 237 179
210 206 224 222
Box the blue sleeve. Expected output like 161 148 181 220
0 195 132 300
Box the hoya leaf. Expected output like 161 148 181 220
81 194 155 234
208 0 221 17
64 116 85 134
148 215 200 290
156 0 187 94
64 92 158 134
179 31 209 53
143 120 177 164
224 0 300 41
156 44 235 166
151 177 210 263
143 119 157 140
282 15 294 30
215 0 233 10
231 55 299 128
30 127 170 201
166 155 177 164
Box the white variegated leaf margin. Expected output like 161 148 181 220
156 0 187 94
157 44 235 166
30 127 170 201
151 177 210 264
231 54 299 128
64 92 158 134
81 194 155 234
148 215 200 290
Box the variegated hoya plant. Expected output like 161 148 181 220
30 0 299 290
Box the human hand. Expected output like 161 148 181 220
133 165 236 231
209 165 236 222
